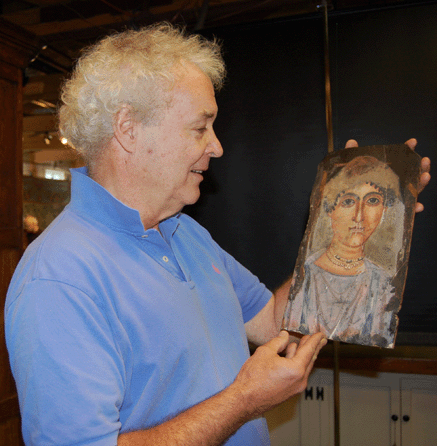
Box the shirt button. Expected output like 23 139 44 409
163 256 169 262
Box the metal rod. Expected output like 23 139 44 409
333 340 340 446
194 0 210 31
321 2 340 445
322 0 334 154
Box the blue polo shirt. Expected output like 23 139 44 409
5 167 272 446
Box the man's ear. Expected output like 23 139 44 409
113 105 137 154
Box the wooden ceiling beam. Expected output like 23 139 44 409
2 8 41 27
23 73 65 103
20 12 130 36
23 114 57 133
33 148 79 163
7 0 313 39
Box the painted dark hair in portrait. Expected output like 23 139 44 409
282 144 422 348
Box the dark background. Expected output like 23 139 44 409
186 2 437 344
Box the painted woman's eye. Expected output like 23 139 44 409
340 197 356 208
366 195 383 206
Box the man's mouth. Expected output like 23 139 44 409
191 170 204 174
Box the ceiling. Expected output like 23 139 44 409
0 0 422 166
4 0 334 77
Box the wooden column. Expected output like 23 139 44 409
0 18 38 446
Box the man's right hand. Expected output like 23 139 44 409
118 331 326 445
231 330 327 418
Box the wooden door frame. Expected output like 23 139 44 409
0 17 38 446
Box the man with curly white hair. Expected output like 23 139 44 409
5 23 328 446
5 22 431 446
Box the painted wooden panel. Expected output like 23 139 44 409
282 145 421 348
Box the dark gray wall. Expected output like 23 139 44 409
187 3 437 342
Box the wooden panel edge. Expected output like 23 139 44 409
314 357 437 375
0 394 20 423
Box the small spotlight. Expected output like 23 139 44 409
61 137 68 145
44 132 52 145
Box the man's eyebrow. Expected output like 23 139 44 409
189 111 217 124
201 111 216 119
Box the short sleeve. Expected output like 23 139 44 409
218 247 272 323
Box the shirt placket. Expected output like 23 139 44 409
139 231 186 282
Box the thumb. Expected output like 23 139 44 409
345 139 358 148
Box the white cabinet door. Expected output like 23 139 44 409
300 369 400 446
266 395 302 446
266 369 334 446
300 369 334 446
338 372 400 446
267 369 436 446
400 375 437 446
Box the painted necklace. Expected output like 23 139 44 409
326 247 364 270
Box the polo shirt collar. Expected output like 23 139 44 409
69 167 181 236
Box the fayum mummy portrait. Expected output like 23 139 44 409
282 144 422 348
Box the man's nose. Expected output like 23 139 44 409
206 130 223 158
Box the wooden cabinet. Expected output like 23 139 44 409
0 17 38 446
266 369 437 446
400 376 437 446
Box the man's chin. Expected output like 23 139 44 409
181 189 201 207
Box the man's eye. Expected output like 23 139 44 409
196 127 207 134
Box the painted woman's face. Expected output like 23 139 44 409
329 183 385 248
